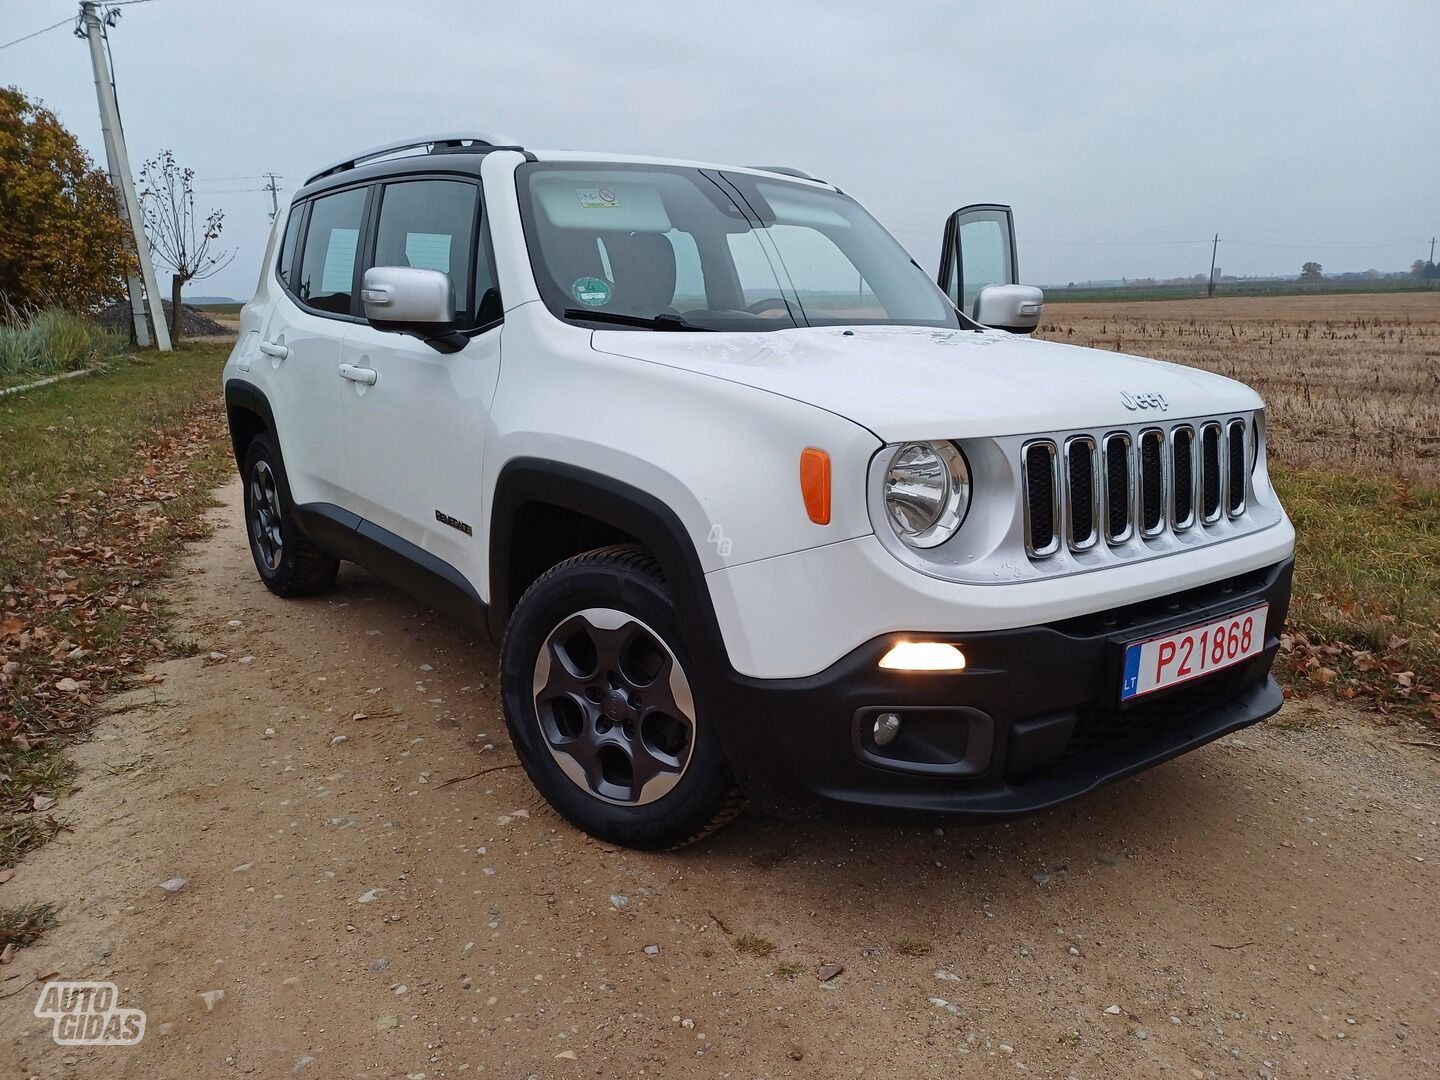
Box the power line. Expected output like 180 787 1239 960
0 1 159 51
0 16 74 51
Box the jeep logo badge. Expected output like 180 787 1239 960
1121 391 1169 412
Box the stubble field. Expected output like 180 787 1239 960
1038 291 1440 480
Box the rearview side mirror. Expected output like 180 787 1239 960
361 266 466 353
974 284 1044 334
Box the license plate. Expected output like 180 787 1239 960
1121 604 1268 702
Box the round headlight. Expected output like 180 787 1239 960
883 441 971 549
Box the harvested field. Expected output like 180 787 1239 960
1039 292 1440 482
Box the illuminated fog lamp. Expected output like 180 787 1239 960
878 641 968 672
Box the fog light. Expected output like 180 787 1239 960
872 712 902 746
878 641 967 672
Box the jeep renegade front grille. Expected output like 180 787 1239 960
1021 417 1250 559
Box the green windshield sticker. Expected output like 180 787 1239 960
572 276 611 306
577 187 621 209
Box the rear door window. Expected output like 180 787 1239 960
295 187 368 315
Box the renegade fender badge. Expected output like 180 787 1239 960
435 510 473 536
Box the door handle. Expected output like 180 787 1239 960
338 363 377 386
258 341 288 359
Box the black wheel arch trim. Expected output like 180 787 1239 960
487 458 729 665
224 379 277 470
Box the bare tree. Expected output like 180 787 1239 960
137 150 234 342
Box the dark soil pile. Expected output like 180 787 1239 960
100 300 230 339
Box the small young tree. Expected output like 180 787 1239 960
137 150 234 342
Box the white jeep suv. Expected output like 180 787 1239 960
224 133 1295 849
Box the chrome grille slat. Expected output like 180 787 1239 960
1169 424 1197 530
1226 418 1248 517
1102 432 1133 544
1138 428 1167 538
1200 421 1224 523
1021 416 1252 560
1021 440 1061 557
1063 435 1100 552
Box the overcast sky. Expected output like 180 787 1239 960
3 0 1436 299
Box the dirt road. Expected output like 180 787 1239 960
3 478 1436 1079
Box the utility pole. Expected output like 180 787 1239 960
78 1 171 350
1206 233 1219 298
1429 236 1436 289
263 173 280 222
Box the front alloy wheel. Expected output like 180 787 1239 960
500 545 742 849
532 607 697 805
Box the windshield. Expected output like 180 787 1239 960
516 163 961 332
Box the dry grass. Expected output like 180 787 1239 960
733 933 777 957
1040 292 1440 482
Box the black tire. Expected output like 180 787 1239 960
500 544 743 849
241 431 340 598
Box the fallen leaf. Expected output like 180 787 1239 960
32 794 55 812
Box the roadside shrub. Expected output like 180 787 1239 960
0 305 124 382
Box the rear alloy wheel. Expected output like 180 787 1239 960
241 432 339 598
501 545 742 849
249 460 285 572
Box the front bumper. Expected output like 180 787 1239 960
711 558 1293 820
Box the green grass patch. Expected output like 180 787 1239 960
0 344 230 584
0 344 232 950
0 307 126 387
1274 467 1440 720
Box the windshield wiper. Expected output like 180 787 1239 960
562 308 714 332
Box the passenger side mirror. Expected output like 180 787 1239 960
937 203 1044 332
361 266 467 353
974 284 1044 334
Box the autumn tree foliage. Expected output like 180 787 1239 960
0 87 134 319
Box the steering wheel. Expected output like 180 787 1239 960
745 297 791 316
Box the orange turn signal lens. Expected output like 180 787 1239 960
800 447 831 525
878 641 968 672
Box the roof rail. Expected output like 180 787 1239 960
305 131 523 185
747 165 823 182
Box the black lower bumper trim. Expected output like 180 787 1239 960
707 557 1293 822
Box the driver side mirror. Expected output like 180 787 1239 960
975 284 1044 334
937 203 1045 333
361 266 467 353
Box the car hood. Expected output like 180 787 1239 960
592 324 1263 442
